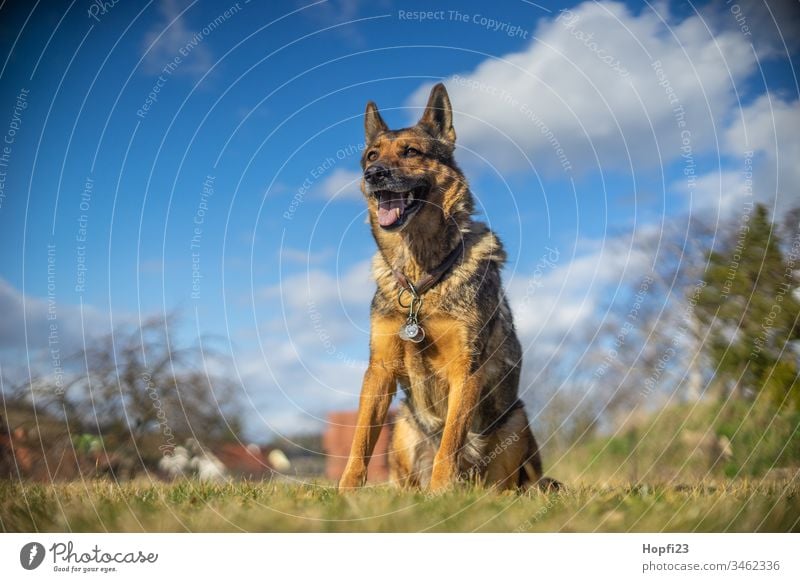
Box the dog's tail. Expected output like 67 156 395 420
518 425 562 492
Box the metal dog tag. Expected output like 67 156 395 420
399 319 425 343
398 288 425 343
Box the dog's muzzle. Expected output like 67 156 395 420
364 165 428 231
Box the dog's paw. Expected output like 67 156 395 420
428 463 457 493
427 479 453 494
535 477 564 493
338 471 366 492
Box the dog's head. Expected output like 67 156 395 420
360 83 461 233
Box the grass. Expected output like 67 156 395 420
0 478 798 532
2 399 798 532
550 399 800 485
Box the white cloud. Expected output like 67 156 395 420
241 260 376 434
236 339 366 436
680 169 748 215
0 278 121 391
724 95 800 214
317 168 363 201
508 233 653 356
407 1 756 176
260 259 374 313
0 278 111 355
685 95 800 216
141 0 213 77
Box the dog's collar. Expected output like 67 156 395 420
392 242 465 299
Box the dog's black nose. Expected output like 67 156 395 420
364 163 390 184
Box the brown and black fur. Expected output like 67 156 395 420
338 83 559 493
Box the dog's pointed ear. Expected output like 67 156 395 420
418 83 455 144
365 101 388 144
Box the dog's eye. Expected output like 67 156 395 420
404 147 420 157
366 151 378 162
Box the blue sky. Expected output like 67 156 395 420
0 0 798 439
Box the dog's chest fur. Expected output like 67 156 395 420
371 223 524 442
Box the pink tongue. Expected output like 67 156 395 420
377 196 406 227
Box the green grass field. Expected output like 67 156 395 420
2 400 798 532
1 479 798 532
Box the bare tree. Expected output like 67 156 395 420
534 216 715 440
33 314 243 464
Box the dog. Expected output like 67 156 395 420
338 83 559 492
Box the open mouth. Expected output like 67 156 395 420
374 185 426 231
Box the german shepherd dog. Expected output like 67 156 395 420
338 83 558 492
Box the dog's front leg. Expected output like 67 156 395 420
339 319 400 490
429 360 482 492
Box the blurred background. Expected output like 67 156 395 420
0 0 798 487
